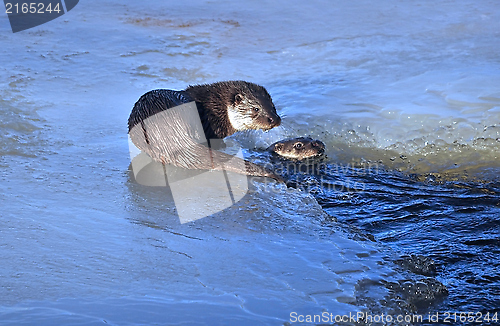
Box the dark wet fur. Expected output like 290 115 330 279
128 81 283 182
129 81 280 139
267 137 325 160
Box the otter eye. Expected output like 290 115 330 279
294 143 303 149
252 107 260 113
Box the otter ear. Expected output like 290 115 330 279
234 94 244 104
274 143 284 151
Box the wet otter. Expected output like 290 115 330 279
128 81 283 181
267 137 325 160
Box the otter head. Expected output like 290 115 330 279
269 137 325 160
226 82 281 132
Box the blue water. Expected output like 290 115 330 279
1 0 499 325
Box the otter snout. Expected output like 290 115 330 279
257 112 281 131
311 140 325 154
311 140 324 149
267 114 281 128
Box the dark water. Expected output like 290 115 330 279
283 158 500 323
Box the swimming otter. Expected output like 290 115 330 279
267 137 325 160
128 80 283 181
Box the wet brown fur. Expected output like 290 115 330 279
267 137 325 160
128 81 283 181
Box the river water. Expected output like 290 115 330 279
0 0 499 325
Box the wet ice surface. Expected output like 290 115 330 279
1 0 500 325
1 145 406 325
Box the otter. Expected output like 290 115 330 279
267 137 325 160
128 80 283 181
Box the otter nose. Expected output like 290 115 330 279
312 141 325 149
268 115 281 127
